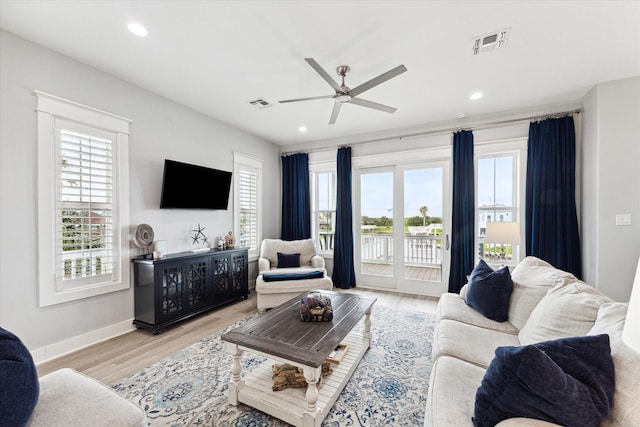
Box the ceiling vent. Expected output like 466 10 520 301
248 98 273 109
472 27 511 55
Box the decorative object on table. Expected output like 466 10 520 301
224 231 235 248
271 362 333 392
326 343 349 364
133 224 154 255
153 240 167 257
299 292 333 321
191 224 209 246
217 236 225 250
484 221 520 266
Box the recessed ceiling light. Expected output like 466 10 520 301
470 92 483 100
298 126 308 133
458 113 467 119
128 22 148 37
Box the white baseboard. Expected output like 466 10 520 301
31 318 136 365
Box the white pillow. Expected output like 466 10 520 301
587 303 640 427
518 281 613 345
508 256 579 330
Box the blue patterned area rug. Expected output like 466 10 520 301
113 307 436 426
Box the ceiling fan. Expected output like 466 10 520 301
279 58 407 125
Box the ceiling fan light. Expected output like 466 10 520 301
336 94 352 103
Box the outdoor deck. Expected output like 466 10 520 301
361 263 442 282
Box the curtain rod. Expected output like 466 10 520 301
281 108 581 155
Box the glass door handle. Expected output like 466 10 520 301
445 234 450 250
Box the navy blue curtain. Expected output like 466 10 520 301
448 130 475 293
281 153 311 240
526 116 582 278
332 147 356 289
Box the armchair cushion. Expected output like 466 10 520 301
277 252 300 268
260 239 319 268
263 270 324 282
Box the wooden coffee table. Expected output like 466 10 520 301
221 290 376 427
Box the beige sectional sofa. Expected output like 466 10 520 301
255 238 333 312
425 256 640 427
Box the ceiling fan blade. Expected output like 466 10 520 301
329 101 342 124
349 97 397 113
305 58 343 93
350 64 407 98
279 95 335 103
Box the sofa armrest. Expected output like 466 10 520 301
258 257 271 274
459 284 468 299
310 255 325 269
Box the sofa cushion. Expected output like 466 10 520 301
425 355 486 427
437 293 519 335
0 327 39 426
508 256 579 330
474 334 615 427
588 303 640 427
260 239 318 267
432 319 520 368
518 281 613 345
465 260 513 322
276 252 301 268
28 368 148 427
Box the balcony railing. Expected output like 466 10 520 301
361 234 442 266
61 248 110 279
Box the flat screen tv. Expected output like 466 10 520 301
160 159 232 210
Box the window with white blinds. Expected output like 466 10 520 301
57 127 116 288
234 153 262 259
36 91 130 307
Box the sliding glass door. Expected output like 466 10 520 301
355 161 450 296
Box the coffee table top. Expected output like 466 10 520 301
221 290 376 367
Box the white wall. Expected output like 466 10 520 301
581 76 640 301
0 30 281 358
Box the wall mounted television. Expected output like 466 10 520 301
160 159 232 210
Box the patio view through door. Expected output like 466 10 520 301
355 162 450 296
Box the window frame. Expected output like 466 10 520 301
474 138 527 268
233 152 263 261
36 91 131 307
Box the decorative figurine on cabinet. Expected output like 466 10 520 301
218 236 225 250
225 231 235 249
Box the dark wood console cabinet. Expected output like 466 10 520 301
132 248 249 334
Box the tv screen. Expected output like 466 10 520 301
160 159 232 209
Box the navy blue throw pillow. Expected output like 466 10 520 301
277 252 301 268
473 334 615 427
465 259 513 322
0 327 40 426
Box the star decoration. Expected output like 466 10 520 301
191 223 208 245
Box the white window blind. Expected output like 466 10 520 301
56 128 116 288
238 169 258 252
234 152 262 260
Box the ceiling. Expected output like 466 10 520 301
1 1 639 146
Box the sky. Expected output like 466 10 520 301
360 157 513 219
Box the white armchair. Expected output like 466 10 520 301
255 238 333 312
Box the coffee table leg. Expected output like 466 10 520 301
303 366 322 426
364 307 372 349
225 342 243 405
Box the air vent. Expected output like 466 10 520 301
248 98 273 109
472 27 511 55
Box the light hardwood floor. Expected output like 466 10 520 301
36 288 439 385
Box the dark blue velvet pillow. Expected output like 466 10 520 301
473 334 615 427
277 252 301 268
465 259 513 322
0 327 40 426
